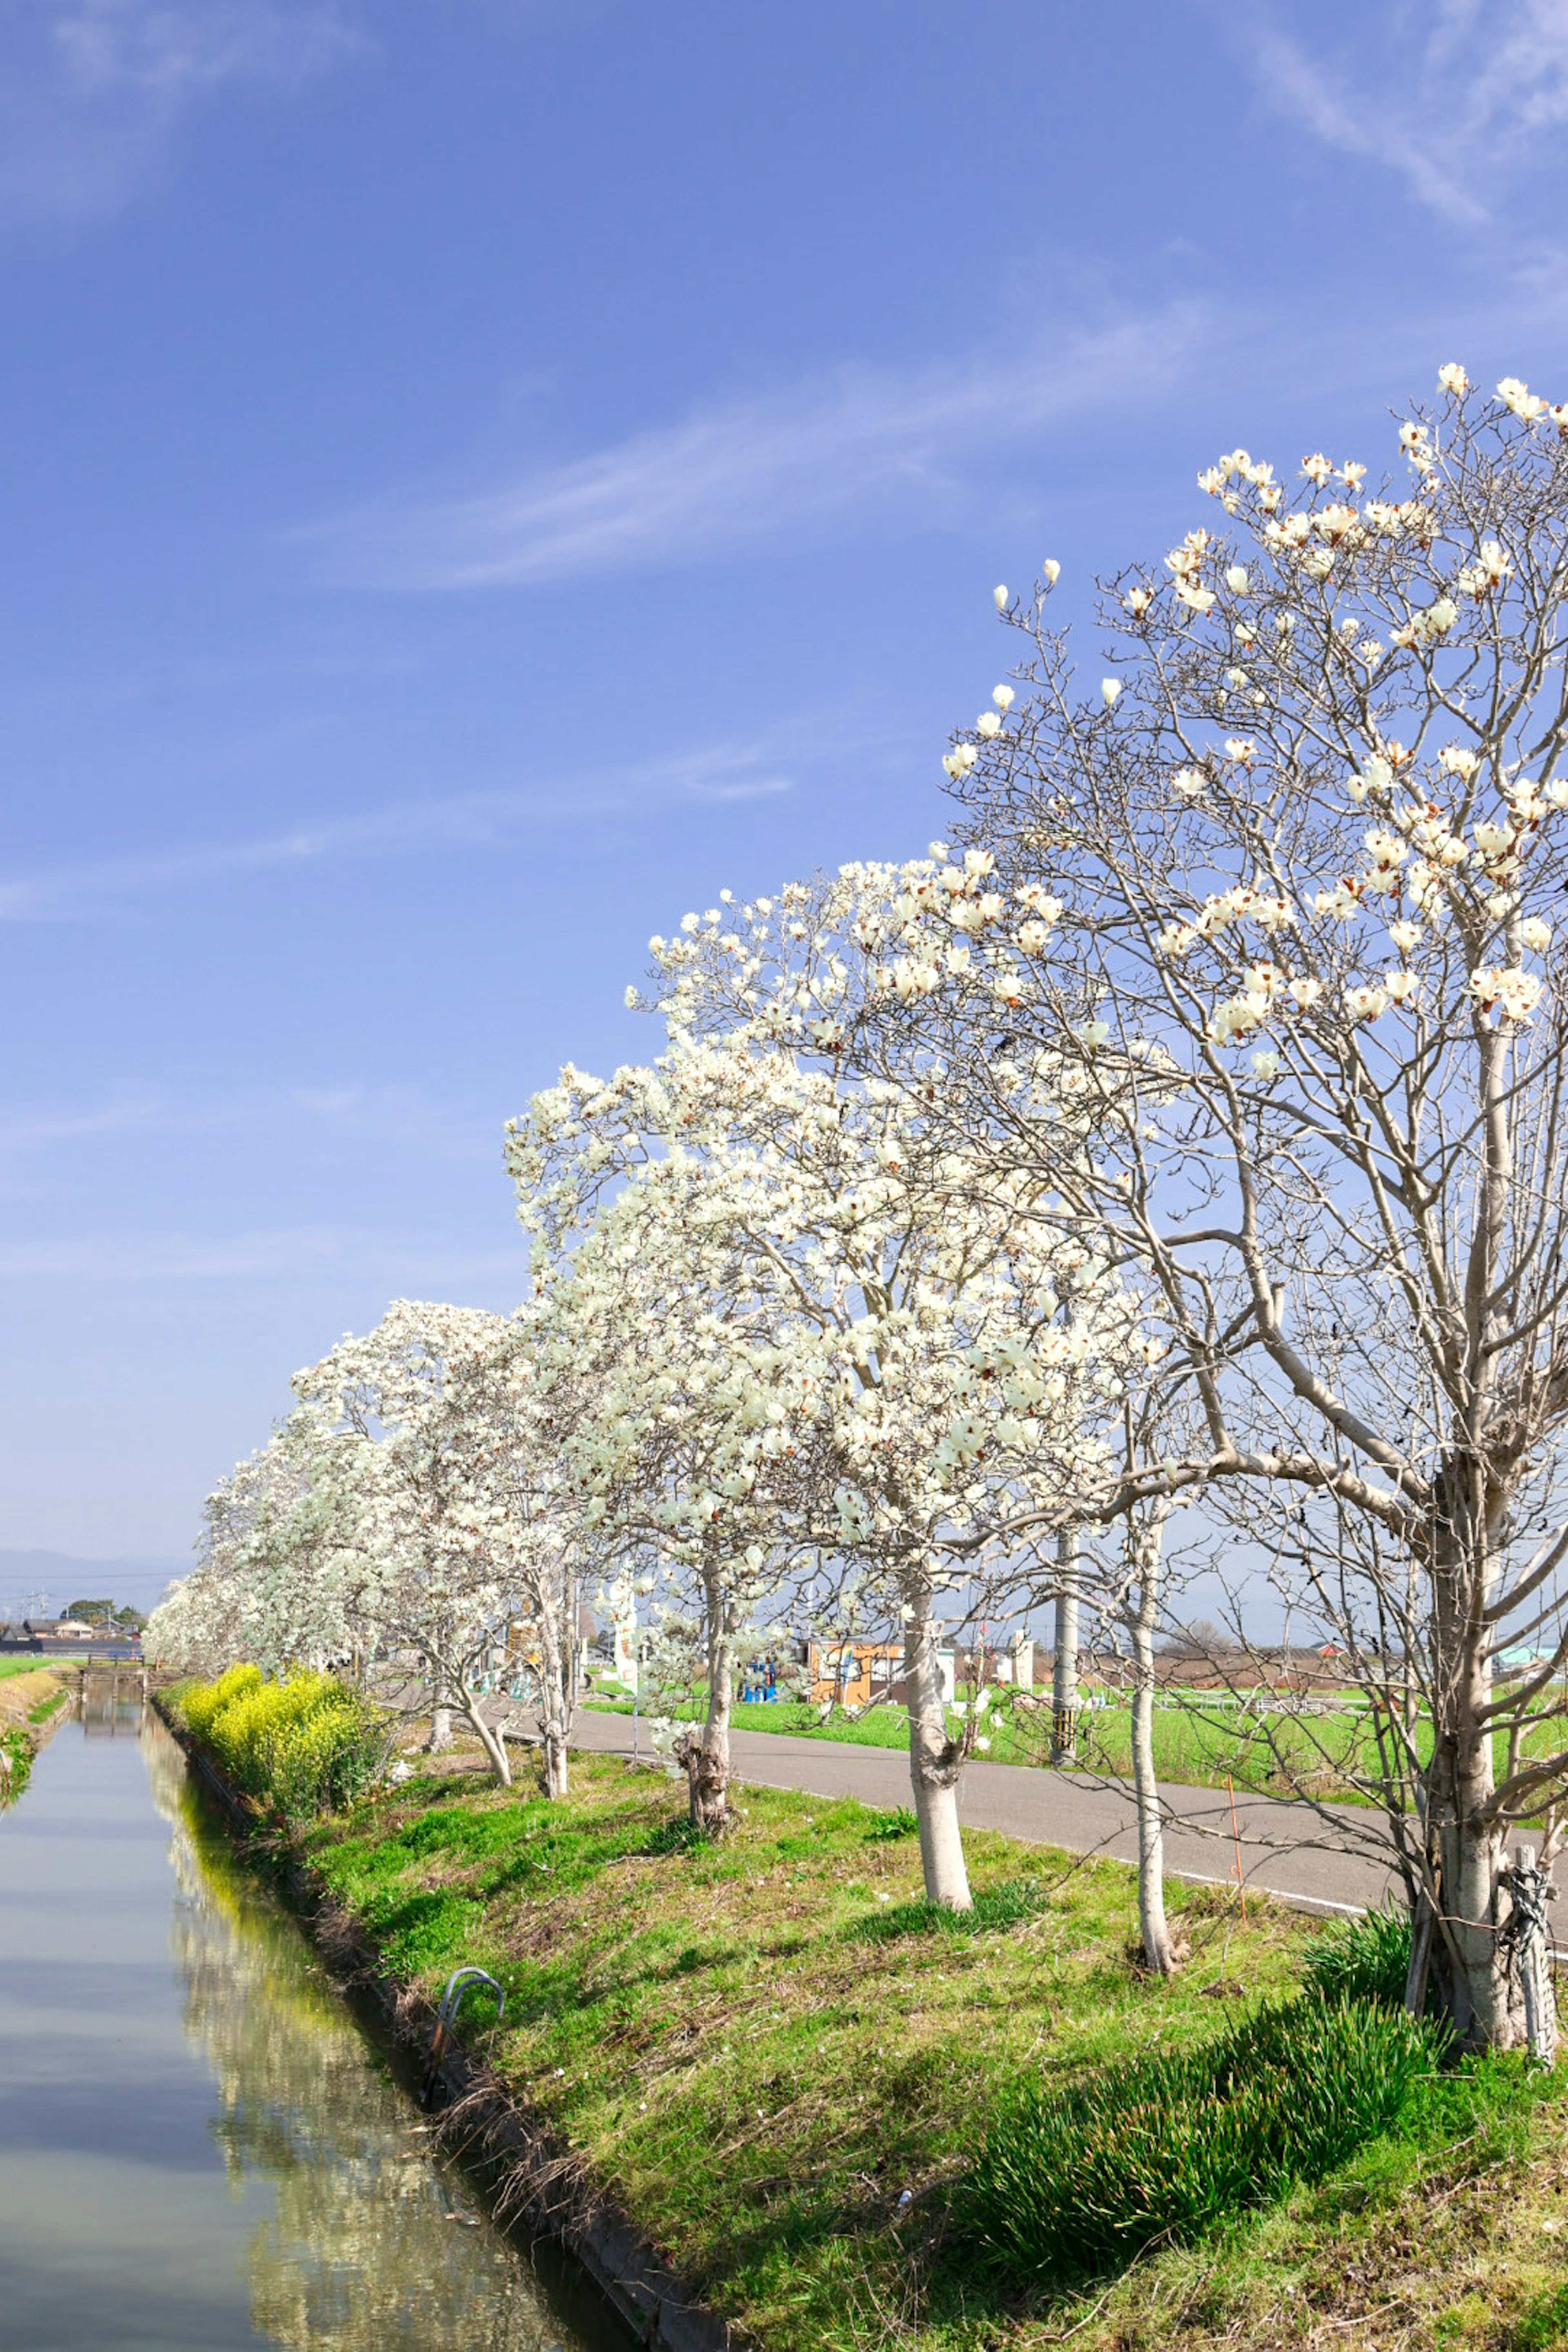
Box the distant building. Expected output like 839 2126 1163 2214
806 1639 956 1710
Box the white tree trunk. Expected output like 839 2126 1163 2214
1422 1530 1524 2049
1128 1508 1178 1975
532 1572 575 1800
904 1586 971 1910
1052 1525 1080 1765
681 1568 735 1836
426 1701 453 1753
466 1696 513 1789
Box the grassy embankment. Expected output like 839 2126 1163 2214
583 1690 1568 1808
0 1665 66 1799
274 1728 1568 2352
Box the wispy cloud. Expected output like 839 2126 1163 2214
1236 1 1568 227
0 1223 527 1283
0 0 365 227
0 1223 526 1279
49 0 362 94
0 739 793 920
301 302 1209 590
0 1082 493 1169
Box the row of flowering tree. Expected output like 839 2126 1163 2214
867 365 1568 2048
149 367 1568 2048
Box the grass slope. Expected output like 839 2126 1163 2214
303 1748 1568 2351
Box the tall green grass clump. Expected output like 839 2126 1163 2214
176 1666 388 1821
1303 1902 1414 2010
963 1995 1441 2285
0 1728 32 1803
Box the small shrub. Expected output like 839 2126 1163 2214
1304 1903 1414 2011
961 1995 1442 2285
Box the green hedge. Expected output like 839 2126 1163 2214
962 1994 1442 2284
173 1665 388 1821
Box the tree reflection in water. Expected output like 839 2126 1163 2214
143 1718 605 2352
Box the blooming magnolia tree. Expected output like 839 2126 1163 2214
147 1411 367 1678
293 1300 530 1788
511 867 1145 1901
428 1301 602 1798
511 1076 819 1835
900 367 1568 2042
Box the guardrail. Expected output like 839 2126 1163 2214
0 1640 143 1661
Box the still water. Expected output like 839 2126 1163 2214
0 1702 625 2352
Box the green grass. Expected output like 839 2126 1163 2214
0 1657 48 1683
297 1750 1568 2352
0 1727 32 1799
961 1993 1442 2285
24 1688 67 1726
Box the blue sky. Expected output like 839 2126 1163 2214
5 0 1568 1565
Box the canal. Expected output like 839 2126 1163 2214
0 1699 627 2351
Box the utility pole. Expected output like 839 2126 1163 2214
1052 1527 1080 1766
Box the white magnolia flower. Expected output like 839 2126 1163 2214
976 710 1002 739
1101 679 1121 707
993 583 1009 611
1438 362 1470 396
991 683 1016 710
1520 916 1553 953
1288 976 1325 1009
1225 564 1250 593
1388 920 1421 954
1345 984 1389 1022
1250 1050 1280 1081
1497 376 1547 422
1042 558 1061 586
1172 766 1205 797
1174 579 1217 614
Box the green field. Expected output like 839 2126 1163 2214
298 1747 1568 2352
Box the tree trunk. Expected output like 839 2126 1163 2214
1422 1529 1525 2048
1052 1525 1080 1765
426 1701 453 1753
1128 1508 1178 1975
466 1696 513 1789
682 1570 736 1837
904 1585 971 1909
533 1575 574 1800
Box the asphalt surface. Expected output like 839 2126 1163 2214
567 1706 1402 1918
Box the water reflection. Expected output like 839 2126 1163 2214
0 1711 619 2351
143 1716 619 2352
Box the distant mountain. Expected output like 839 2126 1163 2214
0 1548 189 1619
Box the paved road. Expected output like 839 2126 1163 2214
567 1708 1401 1919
